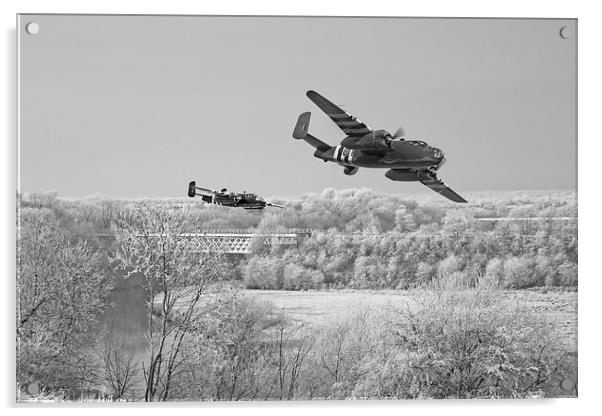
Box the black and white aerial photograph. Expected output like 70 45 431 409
15 12 579 404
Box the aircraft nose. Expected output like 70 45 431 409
437 156 447 169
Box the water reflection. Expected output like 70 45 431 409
102 272 148 397
105 273 147 351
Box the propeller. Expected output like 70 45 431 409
381 126 404 148
391 126 405 140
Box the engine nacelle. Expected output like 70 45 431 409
385 169 419 182
344 166 359 176
341 131 391 152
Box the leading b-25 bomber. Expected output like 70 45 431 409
292 90 467 203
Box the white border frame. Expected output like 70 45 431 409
3 1 599 416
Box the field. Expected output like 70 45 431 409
244 288 578 339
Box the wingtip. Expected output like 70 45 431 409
455 193 468 203
452 194 468 203
447 192 468 203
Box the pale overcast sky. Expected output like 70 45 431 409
19 15 576 198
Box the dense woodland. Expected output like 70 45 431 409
19 188 577 290
16 189 577 400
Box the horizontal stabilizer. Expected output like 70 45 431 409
188 181 216 198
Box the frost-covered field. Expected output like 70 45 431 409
244 289 577 335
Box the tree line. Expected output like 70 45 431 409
18 188 577 292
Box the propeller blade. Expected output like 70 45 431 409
392 126 405 139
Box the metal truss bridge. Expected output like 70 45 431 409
101 216 575 254
178 229 312 254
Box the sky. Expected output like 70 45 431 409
18 15 576 198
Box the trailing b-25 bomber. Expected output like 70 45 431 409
188 181 285 210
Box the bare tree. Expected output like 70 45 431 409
206 297 279 401
100 200 117 229
103 339 138 400
272 317 314 400
113 203 227 401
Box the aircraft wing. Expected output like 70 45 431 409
306 90 372 137
418 173 467 203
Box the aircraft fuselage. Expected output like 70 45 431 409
188 181 284 209
315 138 445 171
198 193 267 209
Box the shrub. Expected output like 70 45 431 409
283 263 312 290
482 257 504 288
351 288 575 399
503 256 537 289
242 257 282 289
557 261 577 286
437 254 464 278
